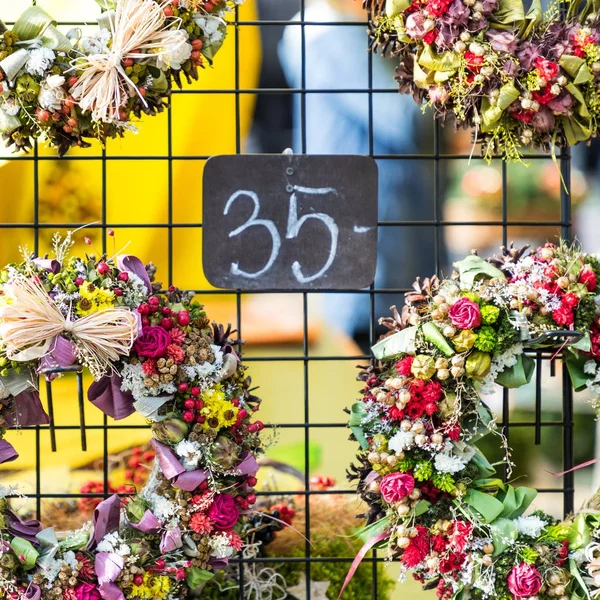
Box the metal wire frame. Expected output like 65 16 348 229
0 1 576 598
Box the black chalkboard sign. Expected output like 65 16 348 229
202 154 378 290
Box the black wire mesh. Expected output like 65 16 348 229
0 0 576 597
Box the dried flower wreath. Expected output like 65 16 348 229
0 0 243 155
0 229 265 600
344 240 600 599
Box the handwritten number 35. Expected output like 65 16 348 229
223 186 339 284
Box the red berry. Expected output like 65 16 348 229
235 495 245 506
247 424 258 434
75 277 84 286
177 310 191 326
138 304 150 315
148 296 160 306
175 568 186 581
161 318 173 330
61 105 71 115
178 383 189 393
194 399 204 410
231 398 240 407
191 387 201 397
51 112 61 121
65 96 76 108
63 125 72 133
184 399 195 410
118 272 129 282
183 411 195 423
97 262 110 275
67 117 78 128
128 456 141 467
205 1 215 10
238 409 248 420
133 575 144 586
143 451 155 461
133 475 142 484
37 109 50 123
255 420 264 431
196 415 206 424
192 39 203 50
191 50 201 60
138 87 147 97
155 558 166 569
142 317 150 327
114 288 123 297
67 76 78 87
162 307 171 316
247 494 257 505
122 58 134 68
124 469 134 479
247 476 257 487
163 6 174 16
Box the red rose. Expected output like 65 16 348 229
380 472 415 504
580 267 597 292
396 356 414 376
534 57 559 81
207 494 240 531
508 563 542 598
449 297 481 329
552 306 574 327
133 326 171 358
562 292 579 308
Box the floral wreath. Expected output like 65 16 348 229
344 240 600 599
0 229 265 600
364 0 600 162
0 0 243 155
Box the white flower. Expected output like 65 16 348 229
26 48 56 77
2 97 21 116
144 492 179 523
515 515 546 538
175 439 202 470
434 452 466 474
585 360 598 376
388 430 415 453
96 531 131 556
209 533 234 559
194 15 225 42
156 29 192 70
38 75 66 112
81 29 112 55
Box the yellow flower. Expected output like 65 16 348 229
128 573 172 600
199 385 239 431
76 282 115 316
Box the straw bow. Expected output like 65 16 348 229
69 0 183 123
0 274 138 380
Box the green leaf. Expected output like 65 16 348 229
348 402 369 450
357 517 390 545
10 537 39 570
186 567 215 590
422 322 455 357
418 45 461 72
413 500 431 517
464 403 496 444
573 331 592 353
95 0 117 8
495 354 534 388
490 0 525 25
496 485 537 519
522 0 542 37
453 255 506 288
372 327 417 359
490 518 518 555
565 352 591 392
58 530 89 551
570 557 592 599
464 489 505 523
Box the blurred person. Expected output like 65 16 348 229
278 0 444 347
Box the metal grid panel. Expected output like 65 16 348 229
0 0 574 597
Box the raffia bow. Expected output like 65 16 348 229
69 0 183 123
0 275 138 380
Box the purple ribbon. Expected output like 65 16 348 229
96 552 124 584
25 583 41 600
237 453 259 476
87 494 121 551
5 510 43 545
209 557 229 571
37 337 78 381
0 440 18 465
160 527 182 553
129 510 161 534
151 439 185 479
32 258 61 274
99 583 125 600
88 376 135 421
117 255 152 293
172 469 208 492
4 391 49 428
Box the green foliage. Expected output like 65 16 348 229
432 473 456 493
413 460 433 482
519 546 539 563
481 305 500 325
474 326 498 352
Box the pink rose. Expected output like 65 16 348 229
507 563 542 598
133 326 171 358
75 583 102 600
208 494 240 531
379 472 415 503
449 297 481 329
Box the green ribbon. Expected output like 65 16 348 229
560 55 593 84
10 537 39 571
13 6 72 51
348 402 369 450
386 0 412 16
489 0 525 28
453 254 506 288
357 517 390 544
186 567 215 590
422 322 455 357
481 82 520 131
521 0 542 37
418 45 461 73
495 354 535 388
371 326 417 359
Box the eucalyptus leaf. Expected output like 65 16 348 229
522 0 542 37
